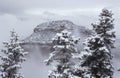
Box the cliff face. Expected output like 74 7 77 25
23 20 92 44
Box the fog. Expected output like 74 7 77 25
21 45 51 78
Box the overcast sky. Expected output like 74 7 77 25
0 0 120 46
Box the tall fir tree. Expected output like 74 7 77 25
92 8 116 51
0 30 28 78
45 30 79 78
80 9 116 78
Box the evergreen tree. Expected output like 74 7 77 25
0 30 28 78
81 35 113 78
92 8 116 51
75 9 115 78
45 30 79 78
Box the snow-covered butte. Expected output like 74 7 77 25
23 20 92 44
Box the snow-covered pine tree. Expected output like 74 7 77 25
0 30 28 78
92 8 116 51
45 30 79 78
78 9 115 78
81 34 113 78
